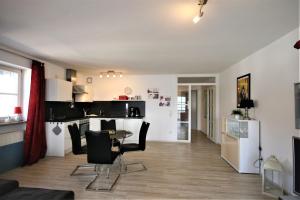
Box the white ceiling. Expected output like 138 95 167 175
0 0 298 74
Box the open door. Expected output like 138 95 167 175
177 85 191 142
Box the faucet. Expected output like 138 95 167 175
83 108 88 117
99 109 103 116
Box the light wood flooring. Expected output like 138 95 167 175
0 132 272 199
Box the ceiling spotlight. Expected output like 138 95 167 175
193 16 201 24
107 74 110 78
119 73 123 78
193 0 208 24
99 74 103 78
113 74 116 78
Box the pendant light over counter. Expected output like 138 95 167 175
99 70 123 78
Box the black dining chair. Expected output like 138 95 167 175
101 119 120 147
120 121 150 173
101 120 116 131
68 123 94 176
85 130 120 191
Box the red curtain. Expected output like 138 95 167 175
24 60 47 165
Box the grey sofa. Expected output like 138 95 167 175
0 179 74 200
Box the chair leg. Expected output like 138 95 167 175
106 167 110 179
118 155 123 172
119 155 147 174
86 165 100 190
70 164 96 176
85 164 120 191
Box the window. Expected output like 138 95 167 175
0 66 22 117
177 96 186 113
177 96 188 121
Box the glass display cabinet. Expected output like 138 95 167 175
226 119 249 138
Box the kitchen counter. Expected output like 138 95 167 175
46 116 145 122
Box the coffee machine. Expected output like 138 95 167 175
129 107 141 117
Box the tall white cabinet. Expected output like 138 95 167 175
221 118 260 174
45 79 72 102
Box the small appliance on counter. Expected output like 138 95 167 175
119 95 129 100
129 107 140 117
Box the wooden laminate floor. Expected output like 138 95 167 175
0 132 271 199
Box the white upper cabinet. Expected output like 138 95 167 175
75 85 93 102
46 79 72 102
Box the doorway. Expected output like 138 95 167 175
176 76 218 143
190 86 216 142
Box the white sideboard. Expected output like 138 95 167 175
221 118 260 174
89 118 143 142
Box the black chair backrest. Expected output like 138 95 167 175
68 123 82 155
138 122 150 151
85 131 114 164
101 120 116 131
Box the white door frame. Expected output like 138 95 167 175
176 74 220 144
206 86 216 141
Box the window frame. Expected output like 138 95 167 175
0 65 23 117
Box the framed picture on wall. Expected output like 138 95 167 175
237 73 251 108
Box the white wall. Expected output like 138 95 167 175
220 29 299 193
0 49 66 79
0 49 31 69
77 74 178 142
44 62 66 79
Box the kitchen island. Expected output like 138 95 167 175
89 117 143 142
46 115 144 157
45 100 146 157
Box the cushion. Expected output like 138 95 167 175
120 143 140 153
0 179 18 196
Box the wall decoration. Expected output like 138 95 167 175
159 96 171 107
86 77 93 84
124 87 133 95
237 73 251 108
147 88 159 99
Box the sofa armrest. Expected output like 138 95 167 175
0 179 19 196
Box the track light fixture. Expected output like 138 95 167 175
193 0 208 24
99 70 123 78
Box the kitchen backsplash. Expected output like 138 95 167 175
45 101 145 121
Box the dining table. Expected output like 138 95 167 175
109 130 133 139
106 130 132 153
